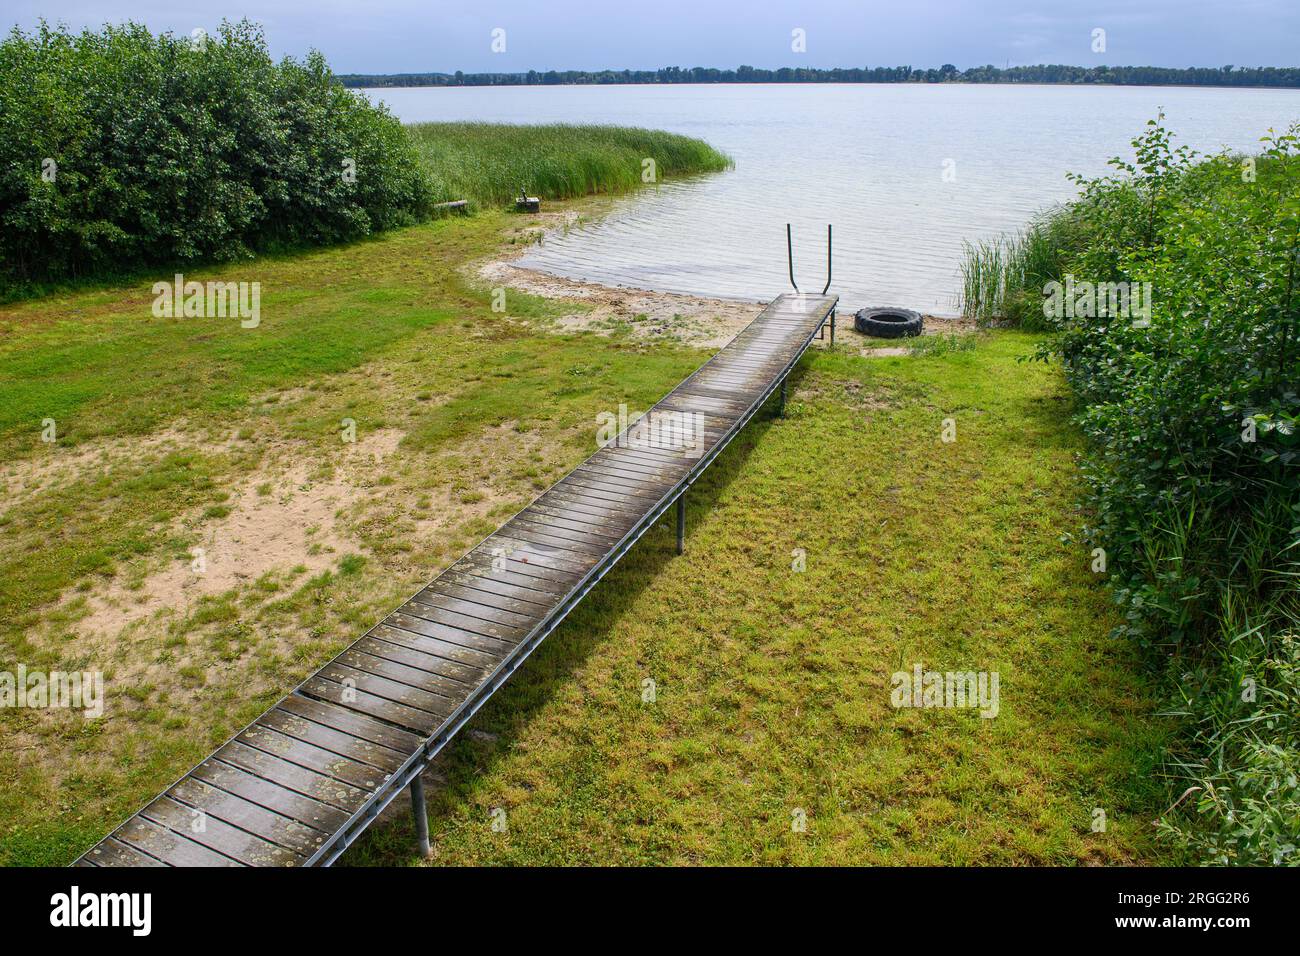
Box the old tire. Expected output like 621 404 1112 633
854 307 923 339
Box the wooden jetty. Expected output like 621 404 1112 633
77 290 838 867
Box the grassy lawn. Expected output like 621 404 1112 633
0 205 1172 866
347 332 1174 865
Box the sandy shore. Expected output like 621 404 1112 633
475 207 977 354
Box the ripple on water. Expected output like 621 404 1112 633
367 84 1300 316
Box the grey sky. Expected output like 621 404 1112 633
9 1 1298 74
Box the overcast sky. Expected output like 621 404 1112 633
9 1 1298 74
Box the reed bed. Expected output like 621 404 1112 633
405 122 733 209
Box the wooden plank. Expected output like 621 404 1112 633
216 740 371 812
356 633 488 685
238 724 390 791
358 632 488 686
192 760 350 832
300 673 442 735
499 522 612 557
572 463 677 489
445 560 570 597
395 600 526 643
679 384 760 404
512 510 626 542
423 578 555 615
371 623 503 670
384 610 516 656
339 648 474 702
317 662 456 718
115 816 242 867
81 837 167 867
411 587 541 628
582 460 681 484
475 537 594 576
532 490 646 522
536 482 650 511
591 447 690 471
551 474 663 502
576 449 690 477
140 795 304 867
277 693 424 753
556 473 664 502
457 541 590 580
654 395 751 417
259 708 408 773
168 776 326 857
516 509 636 543
566 465 681 489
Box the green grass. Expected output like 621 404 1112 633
1 197 1170 867
0 206 707 865
958 128 1300 864
406 123 732 208
344 333 1172 866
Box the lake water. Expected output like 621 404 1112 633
367 84 1300 315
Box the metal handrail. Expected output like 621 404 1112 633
786 223 833 295
823 224 833 295
787 223 799 293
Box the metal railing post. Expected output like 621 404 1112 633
676 495 686 555
822 224 833 295
787 224 799 293
411 774 431 858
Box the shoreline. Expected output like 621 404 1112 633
475 203 975 350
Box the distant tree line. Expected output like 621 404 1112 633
338 63 1300 89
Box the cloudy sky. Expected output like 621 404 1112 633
8 1 1298 74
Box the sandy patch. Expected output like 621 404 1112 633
480 259 761 349
64 428 403 640
473 210 762 349
1 425 235 504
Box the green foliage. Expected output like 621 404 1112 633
960 211 1086 330
967 117 1300 863
1158 610 1300 864
405 122 732 208
907 332 977 357
0 19 434 298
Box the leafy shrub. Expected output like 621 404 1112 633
963 117 1300 863
0 19 433 297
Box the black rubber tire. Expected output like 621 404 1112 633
854 307 923 339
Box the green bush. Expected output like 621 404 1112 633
0 19 433 297
963 118 1300 863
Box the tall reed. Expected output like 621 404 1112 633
405 122 733 209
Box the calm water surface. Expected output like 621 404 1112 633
368 84 1299 315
